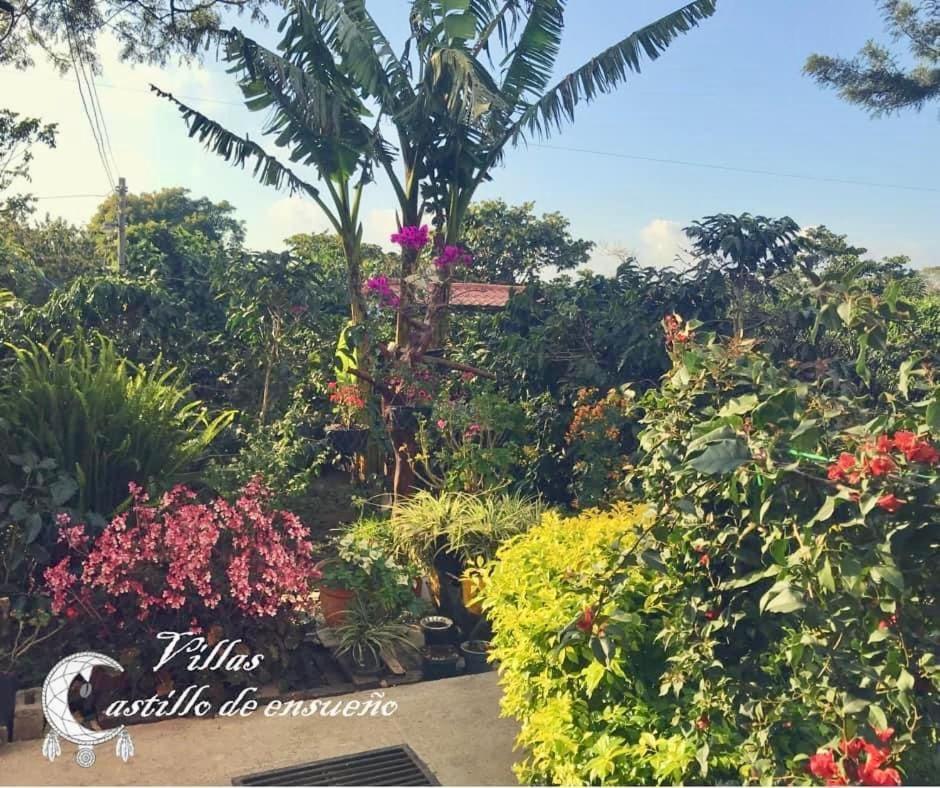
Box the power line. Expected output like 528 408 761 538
63 24 117 191
529 143 940 195
33 193 109 200
6 71 938 197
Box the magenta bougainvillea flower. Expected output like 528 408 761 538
390 225 430 250
434 244 472 270
365 275 400 308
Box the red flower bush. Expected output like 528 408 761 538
44 480 320 627
807 730 902 786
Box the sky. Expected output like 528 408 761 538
3 0 939 274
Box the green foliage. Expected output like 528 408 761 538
390 489 541 570
564 386 636 508
1 333 233 514
321 521 425 617
0 109 57 218
332 597 418 670
804 0 940 116
0 452 82 591
482 276 939 783
416 387 528 493
460 200 594 283
0 0 272 72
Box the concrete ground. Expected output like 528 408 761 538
0 673 519 786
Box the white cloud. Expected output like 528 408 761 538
251 197 335 250
639 219 685 268
362 208 398 249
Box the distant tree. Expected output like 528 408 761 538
684 213 802 337
0 109 57 219
0 0 271 71
804 0 940 116
461 201 594 284
0 215 97 303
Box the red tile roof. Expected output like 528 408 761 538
365 280 522 309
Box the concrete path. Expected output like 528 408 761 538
0 673 519 786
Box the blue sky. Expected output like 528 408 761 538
4 0 938 271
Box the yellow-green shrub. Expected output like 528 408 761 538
481 503 697 786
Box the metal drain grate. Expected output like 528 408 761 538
231 745 439 786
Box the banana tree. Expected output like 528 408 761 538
151 15 393 331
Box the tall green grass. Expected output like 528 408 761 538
1 333 234 514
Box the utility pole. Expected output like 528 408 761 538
116 177 128 273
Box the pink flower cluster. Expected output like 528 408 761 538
434 245 472 271
44 480 320 624
365 275 400 308
390 225 429 250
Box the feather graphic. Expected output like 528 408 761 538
42 730 61 762
116 729 134 762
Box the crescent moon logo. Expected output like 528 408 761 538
40 651 135 768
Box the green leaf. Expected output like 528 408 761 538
25 513 43 543
718 394 758 417
720 565 780 591
584 660 606 693
8 500 29 522
696 743 709 777
811 496 837 525
897 669 915 692
868 704 888 732
760 583 805 614
842 695 869 714
50 477 78 506
444 12 476 40
818 559 835 593
687 439 751 476
871 565 904 591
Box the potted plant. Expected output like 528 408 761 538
316 528 425 627
333 601 417 676
459 640 492 674
419 615 454 646
324 382 369 455
420 645 461 680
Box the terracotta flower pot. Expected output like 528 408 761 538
319 586 355 626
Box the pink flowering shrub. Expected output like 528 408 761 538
44 479 320 631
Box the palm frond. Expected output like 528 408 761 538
499 0 565 109
150 85 332 212
224 30 393 180
512 0 717 139
312 0 415 110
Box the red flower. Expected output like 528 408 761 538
906 440 939 465
828 452 857 482
872 727 895 743
892 431 917 453
876 493 905 513
695 713 709 730
576 606 594 633
704 609 719 621
858 743 900 786
875 434 893 453
698 553 710 568
840 737 866 759
867 455 896 478
809 751 842 781
65 606 79 620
